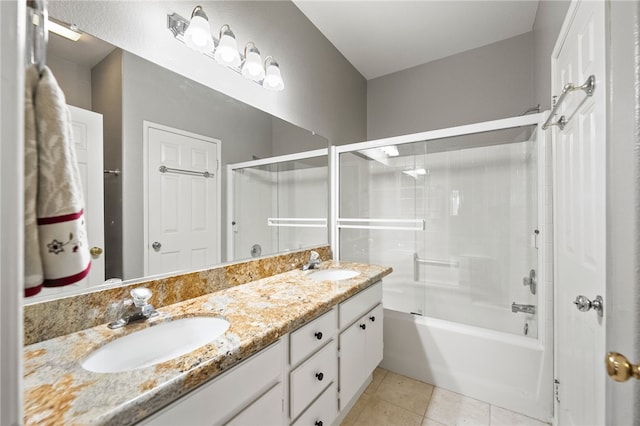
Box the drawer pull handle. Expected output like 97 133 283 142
315 421 323 426
369 316 376 322
315 331 323 340
316 372 324 381
360 323 366 330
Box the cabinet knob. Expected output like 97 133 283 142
360 323 366 330
316 372 324 381
315 421 323 426
315 331 323 340
369 316 376 322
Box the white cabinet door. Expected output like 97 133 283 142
338 316 367 410
364 304 383 375
227 383 283 426
339 302 384 410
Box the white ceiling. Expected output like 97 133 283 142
292 0 540 80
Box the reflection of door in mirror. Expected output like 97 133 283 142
29 105 105 301
145 123 221 277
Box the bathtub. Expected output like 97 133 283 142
381 307 553 422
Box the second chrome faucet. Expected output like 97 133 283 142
108 287 159 329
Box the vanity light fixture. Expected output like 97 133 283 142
167 6 284 91
182 6 214 53
48 19 82 41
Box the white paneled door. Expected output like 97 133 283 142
552 1 606 424
146 123 220 276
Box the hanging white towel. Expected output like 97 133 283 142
29 66 91 293
24 66 44 297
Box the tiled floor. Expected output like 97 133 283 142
341 368 549 426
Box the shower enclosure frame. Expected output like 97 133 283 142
329 112 553 420
226 148 328 262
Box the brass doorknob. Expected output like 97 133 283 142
90 246 103 259
606 352 640 382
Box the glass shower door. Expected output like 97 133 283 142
336 123 541 338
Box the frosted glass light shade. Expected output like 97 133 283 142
242 50 265 81
263 61 284 91
184 15 214 53
214 29 240 67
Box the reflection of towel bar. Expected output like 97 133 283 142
542 74 595 130
337 218 425 231
414 253 458 281
159 165 214 178
267 218 327 228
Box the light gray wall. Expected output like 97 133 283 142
48 1 367 146
271 118 326 156
533 0 571 110
366 32 534 140
91 49 123 280
47 52 92 110
121 51 275 279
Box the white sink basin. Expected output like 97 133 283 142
309 269 360 281
82 317 230 373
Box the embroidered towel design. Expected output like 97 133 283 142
24 66 44 297
30 66 91 293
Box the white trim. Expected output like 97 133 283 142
142 121 222 276
1 1 25 423
226 164 235 262
329 145 339 259
335 113 544 154
227 148 328 170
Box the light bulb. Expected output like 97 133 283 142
263 60 284 91
183 8 214 53
241 45 265 81
214 26 240 67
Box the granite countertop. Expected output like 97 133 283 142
24 261 392 425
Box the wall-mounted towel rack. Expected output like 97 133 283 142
158 165 214 178
337 218 425 231
542 74 595 130
414 253 459 282
27 0 48 74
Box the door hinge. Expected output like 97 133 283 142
554 379 560 403
216 159 219 172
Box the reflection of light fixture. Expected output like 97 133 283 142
167 6 284 91
183 6 214 53
380 145 399 157
242 42 265 81
403 168 428 178
48 19 82 41
214 24 240 67
263 57 284 91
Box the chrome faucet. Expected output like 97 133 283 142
108 287 159 329
511 302 536 315
302 251 321 270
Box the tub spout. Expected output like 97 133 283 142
511 302 536 315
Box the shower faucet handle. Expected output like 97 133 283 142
522 269 536 295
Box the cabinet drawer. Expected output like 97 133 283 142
292 383 337 426
142 340 283 425
290 308 337 366
226 382 283 426
290 340 337 420
339 281 382 328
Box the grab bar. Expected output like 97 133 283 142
413 253 459 281
159 165 214 178
542 74 595 130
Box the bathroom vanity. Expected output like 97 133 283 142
23 260 390 425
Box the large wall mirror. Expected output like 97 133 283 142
26 13 329 302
